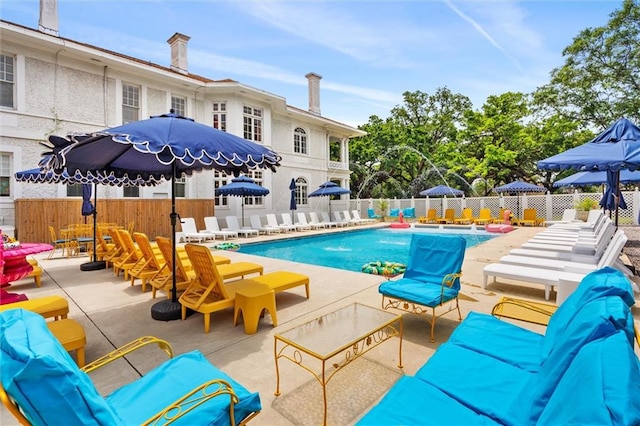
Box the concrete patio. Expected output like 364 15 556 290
2 224 639 425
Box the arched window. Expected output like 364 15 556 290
294 127 307 155
295 177 308 206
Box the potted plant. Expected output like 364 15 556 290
377 200 389 221
575 198 599 221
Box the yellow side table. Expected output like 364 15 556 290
47 319 87 367
234 283 277 334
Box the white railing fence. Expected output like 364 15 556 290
350 189 640 226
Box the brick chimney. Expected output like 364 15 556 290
167 33 190 75
39 0 59 36
305 72 322 116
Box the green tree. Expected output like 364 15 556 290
534 0 640 127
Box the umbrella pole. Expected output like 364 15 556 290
151 163 182 321
80 182 106 271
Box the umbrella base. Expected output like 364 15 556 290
151 299 182 321
80 261 106 271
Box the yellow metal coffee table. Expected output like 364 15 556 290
274 303 403 425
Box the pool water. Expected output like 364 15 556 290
238 228 495 273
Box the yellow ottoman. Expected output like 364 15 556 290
0 295 69 320
47 319 87 367
233 283 277 335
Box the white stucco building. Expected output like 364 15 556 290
0 1 365 228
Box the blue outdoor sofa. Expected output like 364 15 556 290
0 309 261 425
358 267 640 425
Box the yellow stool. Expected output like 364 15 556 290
47 319 87 367
233 283 277 335
0 295 69 320
27 258 42 287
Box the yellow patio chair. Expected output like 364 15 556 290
113 229 143 280
150 236 197 299
474 208 493 225
94 226 115 263
106 227 126 272
435 208 455 224
418 209 437 224
454 208 475 224
179 243 254 333
47 226 77 259
519 208 539 227
491 208 507 224
130 232 166 292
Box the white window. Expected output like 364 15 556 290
171 95 186 116
0 54 15 109
295 177 308 206
123 186 139 198
243 105 262 142
174 176 185 198
66 184 83 197
212 102 226 131
294 127 307 155
122 83 140 123
243 170 265 207
0 153 11 196
214 171 229 207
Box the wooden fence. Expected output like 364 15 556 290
15 199 214 243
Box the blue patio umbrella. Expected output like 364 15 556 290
215 175 270 226
40 111 281 321
289 178 297 218
308 181 351 216
553 169 640 187
493 181 546 219
538 118 640 226
419 185 464 214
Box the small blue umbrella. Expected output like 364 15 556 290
215 175 270 226
600 170 628 211
419 185 464 214
40 111 282 320
289 178 297 217
494 181 545 218
419 185 464 197
308 181 351 216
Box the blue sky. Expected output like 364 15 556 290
3 1 620 128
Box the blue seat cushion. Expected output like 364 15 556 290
106 350 261 426
402 207 416 218
403 235 466 290
508 296 634 424
379 278 458 307
543 267 634 358
355 376 499 426
537 330 640 425
389 208 400 217
0 309 120 425
447 312 543 372
415 342 533 425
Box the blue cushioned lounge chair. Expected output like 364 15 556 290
367 208 382 220
379 234 466 342
0 309 261 425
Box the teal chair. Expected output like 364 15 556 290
367 208 382 219
379 234 466 342
389 208 400 218
402 207 416 219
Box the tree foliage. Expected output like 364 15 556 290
350 1 638 198
533 0 640 128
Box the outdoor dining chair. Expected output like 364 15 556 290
379 233 466 342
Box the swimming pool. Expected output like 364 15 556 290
238 228 495 273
